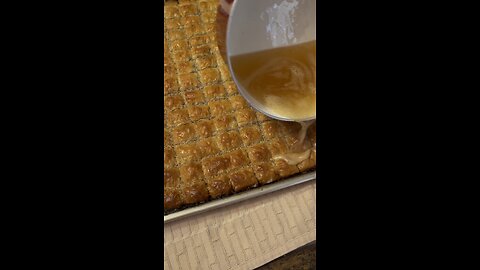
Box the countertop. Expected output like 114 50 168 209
256 241 316 269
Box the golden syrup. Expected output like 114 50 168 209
273 120 316 165
230 41 316 120
273 148 312 166
215 2 317 166
291 120 315 152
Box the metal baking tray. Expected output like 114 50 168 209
164 170 316 224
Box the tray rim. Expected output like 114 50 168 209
164 170 316 224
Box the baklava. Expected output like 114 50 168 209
164 0 316 213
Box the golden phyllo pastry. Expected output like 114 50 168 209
164 0 316 213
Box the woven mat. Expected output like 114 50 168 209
164 180 316 270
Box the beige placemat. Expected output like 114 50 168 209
164 180 316 270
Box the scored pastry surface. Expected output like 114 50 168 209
164 0 316 213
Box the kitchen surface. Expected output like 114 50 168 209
257 241 316 269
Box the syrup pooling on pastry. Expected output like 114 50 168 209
230 41 316 120
291 120 315 152
273 120 316 165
